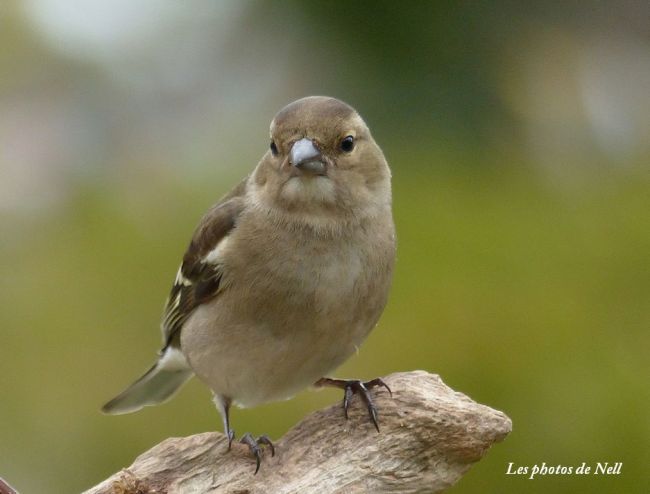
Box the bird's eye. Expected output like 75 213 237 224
270 141 278 156
340 135 355 153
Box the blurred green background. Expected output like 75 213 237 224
1 1 649 493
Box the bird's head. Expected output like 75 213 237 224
250 96 391 229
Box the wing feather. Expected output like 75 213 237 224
160 188 246 350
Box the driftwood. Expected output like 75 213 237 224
85 371 511 494
0 478 18 494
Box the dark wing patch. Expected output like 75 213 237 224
161 263 223 350
160 195 245 350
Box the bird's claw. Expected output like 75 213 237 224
317 377 392 432
226 428 235 450
239 433 275 474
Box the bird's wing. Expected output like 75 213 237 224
160 179 247 350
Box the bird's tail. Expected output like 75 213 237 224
101 347 193 415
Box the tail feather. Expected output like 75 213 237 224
101 348 193 415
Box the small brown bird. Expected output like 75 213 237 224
102 96 396 472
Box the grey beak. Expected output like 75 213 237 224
290 138 325 174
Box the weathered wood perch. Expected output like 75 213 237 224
86 371 511 494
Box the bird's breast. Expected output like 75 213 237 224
228 232 366 327
181 210 394 405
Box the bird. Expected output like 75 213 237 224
102 96 396 473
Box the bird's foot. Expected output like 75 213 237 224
315 377 392 432
239 433 275 474
226 428 235 450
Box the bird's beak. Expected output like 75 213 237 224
290 138 326 175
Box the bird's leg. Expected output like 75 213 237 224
315 377 392 432
214 394 235 449
239 433 275 474
214 394 274 473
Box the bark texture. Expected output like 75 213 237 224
86 371 511 494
